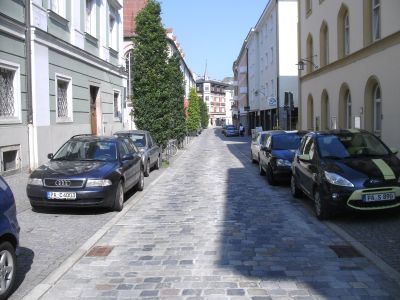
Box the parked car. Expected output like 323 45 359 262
224 125 239 137
0 176 20 299
250 131 270 164
26 134 144 211
114 130 161 177
259 130 307 185
291 129 400 219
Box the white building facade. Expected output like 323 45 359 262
238 0 299 132
298 0 400 150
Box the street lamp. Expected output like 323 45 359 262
297 56 319 71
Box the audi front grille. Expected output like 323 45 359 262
44 178 85 188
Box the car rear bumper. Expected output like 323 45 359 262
26 184 117 208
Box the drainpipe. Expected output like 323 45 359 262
275 0 280 129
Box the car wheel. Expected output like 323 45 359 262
113 181 124 212
266 164 277 186
144 159 150 177
314 190 330 220
290 175 302 198
136 169 144 191
259 161 265 176
0 241 16 300
154 155 161 170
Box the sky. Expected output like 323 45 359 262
160 1 269 81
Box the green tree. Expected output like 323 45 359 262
186 88 201 134
200 99 209 128
131 0 170 146
165 53 186 142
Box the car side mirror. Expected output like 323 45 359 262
121 154 134 161
47 153 53 159
299 154 311 162
390 148 399 155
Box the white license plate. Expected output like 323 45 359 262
47 192 76 200
363 192 396 202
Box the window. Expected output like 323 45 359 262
0 61 21 123
55 74 72 122
51 0 66 18
372 0 381 41
346 91 352 128
86 0 96 37
373 84 381 136
1 145 21 174
113 90 120 120
306 0 312 16
320 23 329 67
344 12 350 55
109 11 116 49
306 34 314 73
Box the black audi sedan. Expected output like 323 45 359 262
26 134 144 211
259 130 307 185
114 130 161 177
291 129 400 219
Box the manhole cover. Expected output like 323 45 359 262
329 245 363 258
86 245 114 257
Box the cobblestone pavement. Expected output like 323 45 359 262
35 128 400 299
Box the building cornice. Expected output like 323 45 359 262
300 31 400 82
0 13 26 40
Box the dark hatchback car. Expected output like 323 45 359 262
224 125 239 137
114 130 161 177
0 176 20 299
291 130 400 219
259 130 306 185
26 135 144 212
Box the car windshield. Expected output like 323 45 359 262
226 126 236 130
317 132 390 159
129 134 146 147
271 134 301 150
52 140 117 161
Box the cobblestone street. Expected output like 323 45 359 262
28 128 400 299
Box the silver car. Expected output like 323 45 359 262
251 131 273 163
115 130 162 177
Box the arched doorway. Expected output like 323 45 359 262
321 90 329 130
307 94 314 130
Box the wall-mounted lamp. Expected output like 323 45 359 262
297 56 319 71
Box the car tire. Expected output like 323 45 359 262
0 241 17 300
136 169 144 191
266 164 277 186
290 175 303 198
154 155 161 170
144 159 150 177
259 162 265 176
113 181 124 212
314 190 330 220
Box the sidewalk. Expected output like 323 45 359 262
25 128 400 299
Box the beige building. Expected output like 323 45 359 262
298 0 400 149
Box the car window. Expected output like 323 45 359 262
265 136 272 148
317 135 350 158
118 141 130 157
122 138 138 154
129 134 146 147
260 134 267 145
147 134 153 148
252 133 259 142
53 141 117 161
302 137 314 156
271 134 302 150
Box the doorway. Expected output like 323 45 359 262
90 86 99 135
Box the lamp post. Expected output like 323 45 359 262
297 55 319 71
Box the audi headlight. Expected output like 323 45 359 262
28 178 43 186
276 159 292 167
86 179 112 187
324 171 354 187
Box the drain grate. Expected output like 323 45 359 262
329 245 363 258
86 245 114 257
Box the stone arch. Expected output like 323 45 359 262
306 34 314 73
364 75 382 135
321 89 330 130
338 83 351 129
337 4 350 59
320 21 329 67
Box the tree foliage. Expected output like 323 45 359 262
131 0 185 146
200 99 209 129
186 88 201 134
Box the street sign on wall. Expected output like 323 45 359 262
267 97 277 109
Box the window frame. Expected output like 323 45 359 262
113 89 121 121
109 5 118 50
345 91 352 129
344 12 350 55
50 0 66 18
86 0 97 37
0 60 21 124
373 84 382 136
55 73 73 123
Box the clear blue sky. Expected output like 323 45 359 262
160 1 268 81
